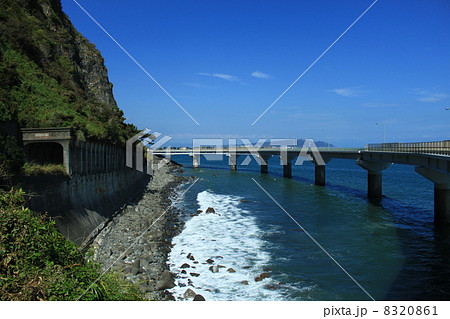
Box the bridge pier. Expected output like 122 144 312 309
258 154 272 174
314 158 330 186
227 153 238 171
191 154 200 168
415 167 450 225
283 162 292 178
315 165 326 186
356 159 392 199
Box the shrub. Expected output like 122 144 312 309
0 188 145 300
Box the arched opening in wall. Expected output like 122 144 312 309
24 142 64 165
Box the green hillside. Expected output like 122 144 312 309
0 0 138 144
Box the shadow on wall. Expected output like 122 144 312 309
15 169 150 245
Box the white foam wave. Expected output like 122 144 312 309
168 190 284 300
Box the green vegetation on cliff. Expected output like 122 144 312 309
0 188 145 301
0 0 138 144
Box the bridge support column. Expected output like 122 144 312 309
415 167 450 225
356 159 392 199
227 153 238 171
283 162 292 178
258 154 272 174
191 154 200 168
261 164 268 174
315 165 326 186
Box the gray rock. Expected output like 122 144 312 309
183 288 197 299
209 265 219 273
139 258 150 269
193 294 206 301
130 259 140 275
156 271 175 290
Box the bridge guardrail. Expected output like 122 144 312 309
367 140 450 156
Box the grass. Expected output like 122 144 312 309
0 188 146 300
22 162 68 176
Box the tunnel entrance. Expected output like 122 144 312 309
24 142 64 165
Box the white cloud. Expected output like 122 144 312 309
411 88 449 102
418 93 448 102
362 102 400 108
198 72 240 82
251 71 271 79
329 87 364 97
183 82 210 88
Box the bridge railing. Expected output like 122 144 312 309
366 140 450 155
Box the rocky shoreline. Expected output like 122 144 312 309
91 159 190 301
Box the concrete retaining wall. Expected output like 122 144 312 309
17 168 149 245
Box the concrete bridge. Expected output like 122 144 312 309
153 140 450 225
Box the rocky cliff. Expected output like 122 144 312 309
0 0 137 144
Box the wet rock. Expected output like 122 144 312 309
217 265 226 269
242 265 251 269
227 268 236 273
240 200 248 202
265 285 277 290
190 273 200 277
181 270 187 274
241 280 249 285
193 294 206 301
263 267 272 272
183 288 196 299
187 253 195 260
209 265 219 273
206 258 214 264
181 263 191 268
255 272 270 282
260 272 270 279
206 207 215 213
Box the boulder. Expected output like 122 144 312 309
183 288 197 299
206 258 214 264
193 294 206 301
139 258 150 269
190 273 200 277
209 265 219 273
156 271 175 290
227 268 236 273
130 259 140 275
181 263 191 268
241 280 249 285
187 253 195 260
206 207 215 213
260 272 270 279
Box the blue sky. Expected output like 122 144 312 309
61 0 449 147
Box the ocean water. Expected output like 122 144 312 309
167 154 450 301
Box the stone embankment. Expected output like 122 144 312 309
91 160 189 300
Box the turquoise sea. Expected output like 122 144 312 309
166 154 450 301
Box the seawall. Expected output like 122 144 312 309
16 168 150 245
